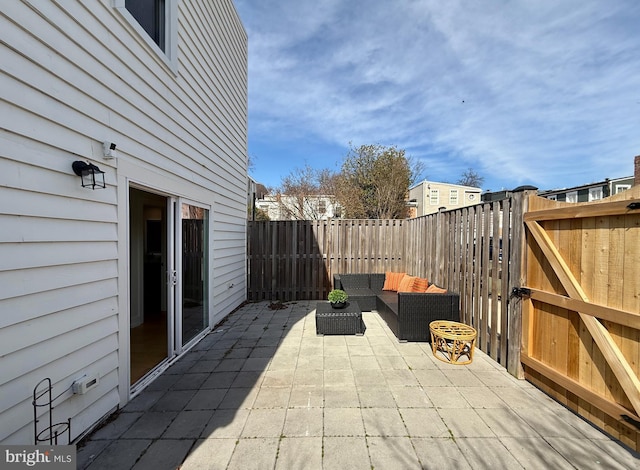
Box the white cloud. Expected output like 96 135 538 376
236 0 640 189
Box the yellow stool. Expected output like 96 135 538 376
429 321 477 365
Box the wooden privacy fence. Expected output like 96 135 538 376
246 218 407 301
521 186 640 450
247 187 537 374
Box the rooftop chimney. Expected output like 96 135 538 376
635 155 640 187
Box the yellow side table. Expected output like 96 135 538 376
429 321 477 365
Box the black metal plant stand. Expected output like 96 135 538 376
32 378 71 445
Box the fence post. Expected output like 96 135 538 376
435 207 446 286
507 185 538 378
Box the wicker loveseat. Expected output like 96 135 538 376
333 273 460 342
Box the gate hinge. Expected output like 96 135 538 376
510 287 531 299
622 414 640 431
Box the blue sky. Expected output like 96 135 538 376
234 0 640 192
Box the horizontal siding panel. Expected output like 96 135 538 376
213 241 246 254
180 0 247 119
0 316 118 390
214 246 245 269
178 18 245 149
211 261 244 280
0 333 118 416
0 147 116 204
213 216 247 228
0 215 117 243
213 254 246 271
0 186 117 222
0 80 113 160
0 241 117 271
213 291 246 320
0 279 117 329
214 230 247 242
182 0 247 112
227 197 251 210
0 296 117 356
0 132 99 174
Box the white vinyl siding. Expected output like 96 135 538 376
0 158 119 444
0 0 246 444
114 0 179 72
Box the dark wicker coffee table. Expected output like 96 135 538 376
316 301 365 335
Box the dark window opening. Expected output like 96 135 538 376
126 0 166 51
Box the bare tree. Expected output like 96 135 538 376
247 154 257 173
274 164 339 220
336 144 421 219
457 168 484 188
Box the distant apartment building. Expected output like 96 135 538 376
409 181 482 217
538 175 634 203
256 194 342 220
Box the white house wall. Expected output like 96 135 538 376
0 0 247 444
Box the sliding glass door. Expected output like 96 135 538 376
177 201 209 347
130 189 210 387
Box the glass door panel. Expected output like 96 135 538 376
129 188 170 385
180 202 209 345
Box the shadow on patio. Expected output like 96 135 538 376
77 301 639 469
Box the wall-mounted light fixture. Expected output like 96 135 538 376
72 161 106 189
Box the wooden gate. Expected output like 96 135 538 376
521 186 640 450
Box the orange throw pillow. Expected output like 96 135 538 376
397 275 417 293
412 277 429 292
426 284 447 294
382 272 406 291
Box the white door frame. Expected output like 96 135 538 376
175 197 212 353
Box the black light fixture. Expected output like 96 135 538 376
72 161 106 189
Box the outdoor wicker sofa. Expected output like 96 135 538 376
333 273 460 342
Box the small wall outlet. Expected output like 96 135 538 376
72 374 100 395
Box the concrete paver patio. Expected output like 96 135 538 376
77 300 639 469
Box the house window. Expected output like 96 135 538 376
566 191 578 203
430 189 439 205
115 0 178 71
126 0 166 50
318 200 327 214
449 189 459 205
588 187 603 201
547 195 557 201
615 184 631 194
